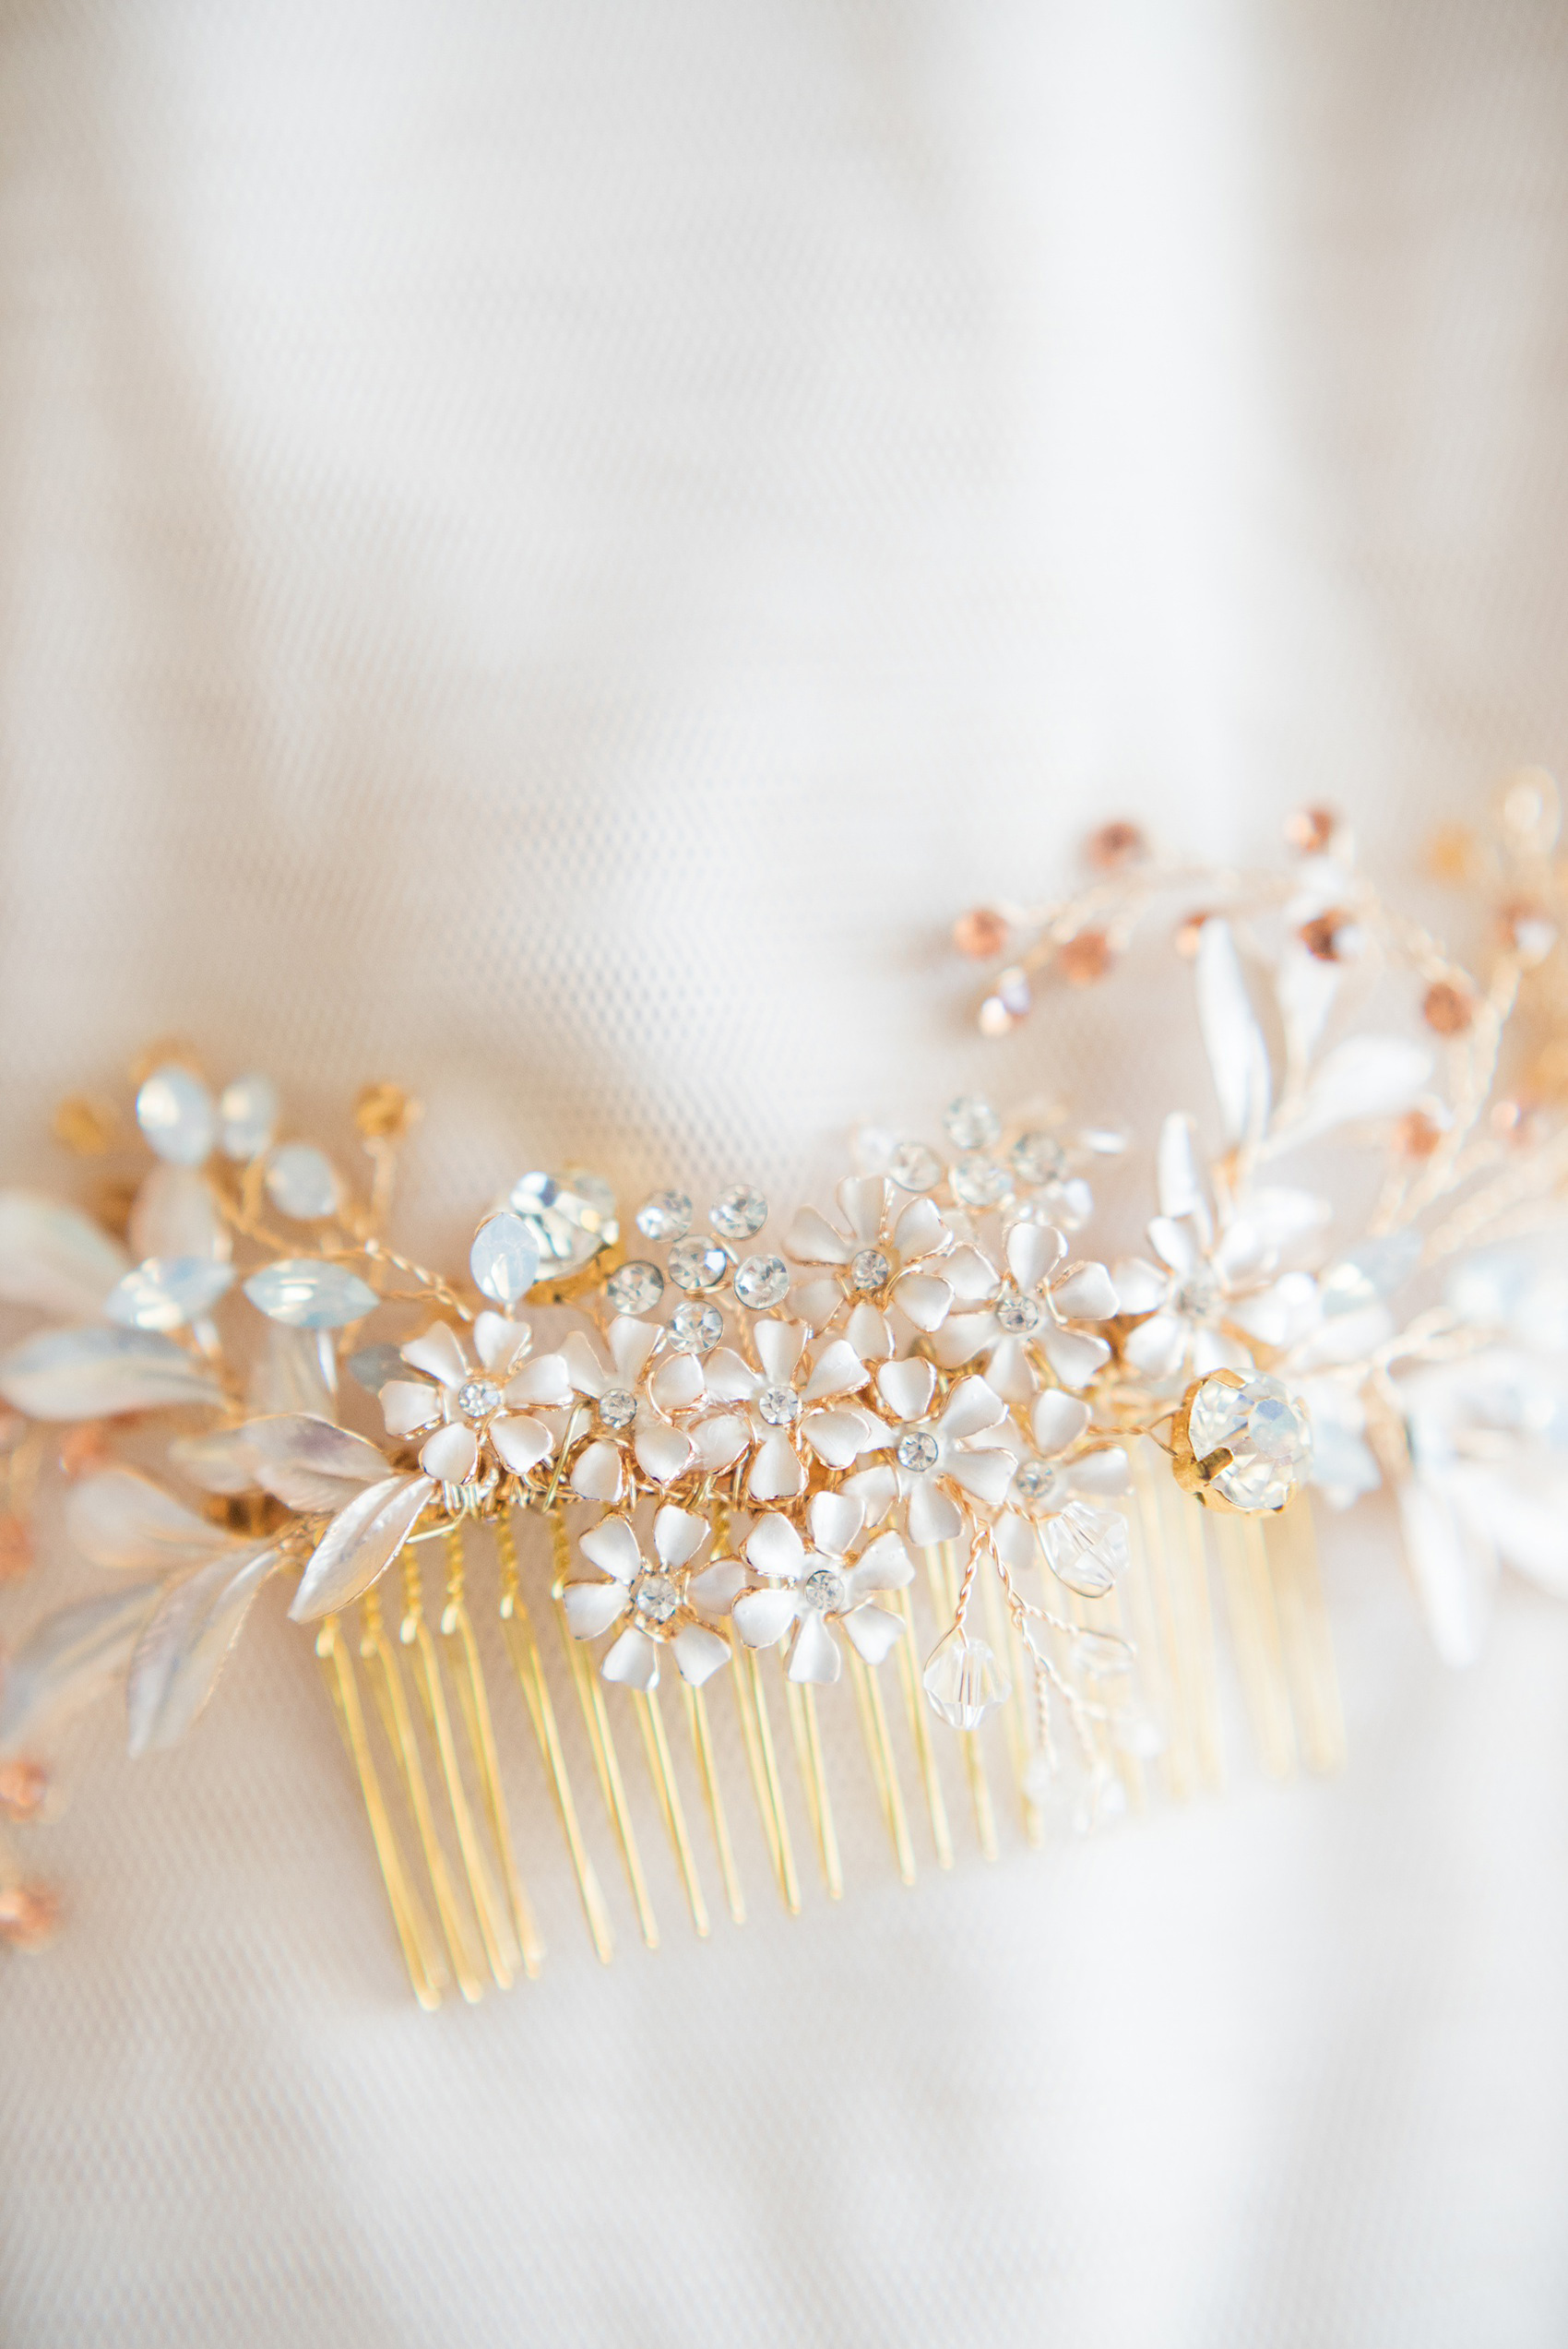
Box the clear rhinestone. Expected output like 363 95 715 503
264 1143 341 1222
951 1153 1014 1209
757 1384 801 1427
668 1301 723 1353
599 1387 637 1431
710 1185 768 1240
1012 1458 1063 1508
1072 1628 1134 1675
1041 1500 1128 1596
897 1430 939 1473
1010 1130 1067 1187
802 1567 848 1615
636 1189 692 1243
944 1096 1002 1151
668 1235 730 1293
606 1259 665 1316
456 1377 502 1422
1186 1373 1312 1511
886 1141 942 1194
509 1170 619 1272
850 1247 890 1292
995 1291 1041 1335
634 1572 679 1626
733 1253 789 1310
922 1628 1009 1729
1173 1263 1221 1318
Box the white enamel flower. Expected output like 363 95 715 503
785 1174 956 1357
731 1494 913 1683
847 1365 1015 1545
699 1318 880 1501
933 1221 1119 1399
992 1389 1133 1597
561 1315 704 1499
380 1315 571 1484
560 1506 732 1689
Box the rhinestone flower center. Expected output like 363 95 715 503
897 1430 939 1473
457 1378 501 1421
757 1384 801 1428
850 1247 890 1292
599 1388 637 1431
633 1573 679 1626
802 1568 848 1615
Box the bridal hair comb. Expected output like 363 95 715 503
1 776 1563 2000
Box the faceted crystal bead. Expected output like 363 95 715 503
886 1141 942 1194
636 1189 693 1243
850 1247 890 1292
922 1628 1010 1730
457 1377 501 1422
1070 1628 1134 1675
606 1259 665 1316
1010 1130 1067 1187
599 1387 637 1430
667 1301 723 1353
136 1066 215 1167
470 1210 541 1308
944 1096 1002 1151
1185 1372 1313 1510
802 1568 848 1615
897 1430 939 1473
994 1290 1042 1335
218 1074 279 1163
710 1185 768 1240
264 1143 341 1222
1040 1500 1128 1596
668 1235 730 1293
951 1153 1014 1210
633 1573 679 1626
733 1254 789 1310
756 1383 801 1427
510 1170 619 1271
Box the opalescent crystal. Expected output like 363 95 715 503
218 1075 279 1163
103 1257 235 1333
136 1066 215 1167
243 1260 380 1330
469 1210 541 1308
264 1144 341 1222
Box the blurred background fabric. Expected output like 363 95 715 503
3 2 1568 2342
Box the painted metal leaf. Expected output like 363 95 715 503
168 1425 263 1497
0 1324 224 1420
1194 919 1271 1145
239 1413 390 1511
288 1473 434 1621
0 1190 129 1318
470 1212 540 1309
1283 1036 1433 1149
247 1321 339 1419
128 1164 230 1265
104 1257 236 1332
0 1583 162 1754
67 1467 231 1571
243 1259 379 1330
1274 943 1339 1071
126 1543 283 1756
1396 1473 1495 1669
1156 1113 1207 1224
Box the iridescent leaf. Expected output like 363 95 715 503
469 1212 540 1309
288 1473 434 1621
237 1413 390 1510
126 1543 283 1756
169 1426 263 1497
103 1257 235 1332
247 1322 339 1418
67 1467 230 1570
0 1191 129 1318
1195 920 1271 1144
129 1165 230 1265
1283 1036 1433 1149
243 1259 379 1330
0 1325 224 1419
0 1584 162 1753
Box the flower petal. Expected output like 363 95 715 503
845 1302 895 1360
635 1421 695 1485
505 1353 574 1409
1006 1222 1065 1292
702 1348 757 1404
846 1530 913 1593
787 1611 842 1684
1051 1262 1119 1320
473 1313 531 1377
420 1422 480 1482
653 1503 707 1571
843 1464 898 1520
1147 1217 1199 1277
744 1513 806 1580
690 1413 749 1472
802 1338 867 1401
382 1378 443 1437
732 1586 801 1649
400 1322 469 1389
893 1198 947 1258
836 1174 888 1246
784 1207 852 1266
672 1622 731 1686
944 1246 1001 1304
601 1625 661 1689
946 1448 1016 1508
938 1375 1006 1441
607 1317 659 1386
561 1579 630 1639
561 1330 609 1398
490 1413 553 1473
649 1354 705 1413
907 1477 963 1545
1111 1258 1170 1317
688 1559 747 1616
890 1271 952 1332
748 1431 805 1501
570 1440 624 1502
1122 1311 1188 1377
841 1604 903 1665
801 1408 872 1469
808 1490 864 1561
1031 1390 1090 1456
1070 1445 1131 1497
876 1356 935 1422
578 1516 643 1584
754 1319 805 1386
1039 1326 1111 1389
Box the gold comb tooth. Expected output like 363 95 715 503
440 1524 543 1978
925 1542 997 1859
1210 1514 1298 1781
359 1584 486 2002
1117 1473 1183 1802
1131 1447 1199 1801
1170 1478 1224 1792
731 1638 802 1914
548 1510 659 1950
846 1647 916 1884
1265 1497 1346 1775
783 1673 841 1900
889 1586 954 1867
632 1687 709 1938
495 1511 615 1963
316 1617 445 2009
680 1681 745 1926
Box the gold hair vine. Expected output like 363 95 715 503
0 776 1562 2000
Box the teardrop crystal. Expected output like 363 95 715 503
264 1144 341 1222
921 1626 1010 1731
218 1074 279 1163
136 1065 215 1167
469 1210 540 1307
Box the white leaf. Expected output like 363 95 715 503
68 1468 229 1571
129 1164 230 1265
1275 943 1339 1070
0 1324 225 1419
1156 1114 1206 1224
239 1413 390 1510
126 1543 283 1756
0 1584 162 1753
168 1426 263 1497
289 1473 434 1620
1195 920 1271 1144
0 1191 129 1318
1283 1036 1433 1149
247 1322 339 1418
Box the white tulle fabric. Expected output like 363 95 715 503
2 4 1568 2344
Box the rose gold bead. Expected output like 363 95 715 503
1299 909 1360 962
0 1882 60 1951
0 1760 47 1821
1286 805 1337 855
1394 1111 1442 1160
1085 821 1146 873
0 1515 32 1581
1174 911 1213 959
1422 980 1475 1036
1058 929 1112 986
953 906 1010 960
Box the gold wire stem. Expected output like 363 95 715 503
680 1681 745 1926
783 1672 842 1900
889 1587 953 1868
548 1511 659 1950
845 1650 915 1884
494 1513 614 1963
316 1618 445 2009
731 1637 801 1914
977 1540 1043 1844
926 1542 997 1859
440 1526 542 1978
1211 1515 1297 1781
399 1548 517 1989
1266 1498 1346 1775
632 1687 709 1938
358 1584 485 2002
